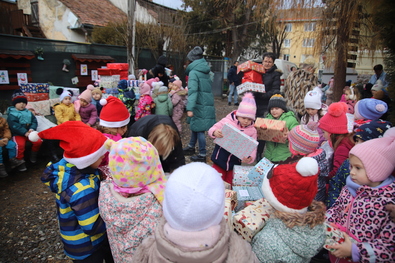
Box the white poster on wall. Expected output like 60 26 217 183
17 73 28 86
71 76 79 84
0 70 9 84
80 64 88 75
91 70 98 81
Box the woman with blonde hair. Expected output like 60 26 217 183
126 115 185 173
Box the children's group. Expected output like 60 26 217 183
1 50 394 263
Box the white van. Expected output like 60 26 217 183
252 58 298 92
274 59 298 92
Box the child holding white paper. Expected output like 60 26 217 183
209 92 257 185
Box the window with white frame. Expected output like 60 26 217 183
302 38 315 47
304 22 316 32
284 39 291 48
283 54 290 61
284 23 292 32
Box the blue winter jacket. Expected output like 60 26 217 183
6 106 38 136
41 159 107 260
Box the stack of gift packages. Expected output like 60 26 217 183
20 83 50 102
236 61 266 95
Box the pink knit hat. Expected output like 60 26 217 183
78 85 94 103
145 77 159 88
139 82 151 96
288 122 320 156
319 102 348 134
236 92 256 120
349 135 395 182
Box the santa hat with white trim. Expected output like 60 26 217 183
28 121 110 169
261 157 319 214
99 96 130 128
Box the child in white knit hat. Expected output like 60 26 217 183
251 157 326 263
209 92 257 185
98 137 165 262
53 88 81 124
133 162 259 262
301 86 327 125
326 135 395 262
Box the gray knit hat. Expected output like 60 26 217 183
187 46 203 62
268 94 288 112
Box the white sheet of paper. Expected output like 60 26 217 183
238 189 250 197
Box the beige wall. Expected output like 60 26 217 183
278 20 384 75
18 0 89 42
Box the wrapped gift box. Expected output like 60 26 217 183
237 61 265 74
223 199 234 230
107 63 129 71
24 92 49 102
255 118 288 143
236 82 265 95
247 157 276 185
233 185 264 203
98 68 120 76
214 123 258 160
241 70 263 84
324 223 358 258
233 165 258 187
20 83 49 93
225 189 238 211
49 86 80 102
105 88 119 95
233 198 274 242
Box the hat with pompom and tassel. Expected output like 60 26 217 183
318 102 348 134
354 98 388 120
236 92 256 120
261 157 319 214
99 96 130 128
28 121 110 169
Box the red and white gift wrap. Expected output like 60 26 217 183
236 82 266 95
214 123 258 160
24 92 49 102
255 118 288 143
233 198 274 242
237 61 265 74
241 70 263 84
224 199 234 230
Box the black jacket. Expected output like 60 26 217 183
227 66 241 86
253 65 281 117
126 115 185 173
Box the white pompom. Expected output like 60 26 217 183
28 131 40 142
100 98 108 106
296 157 318 177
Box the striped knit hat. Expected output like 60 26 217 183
236 92 256 120
268 94 288 112
288 122 320 156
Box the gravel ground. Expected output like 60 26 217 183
0 97 233 262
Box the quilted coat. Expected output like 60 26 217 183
132 218 259 263
53 103 81 124
326 176 395 262
185 58 216 132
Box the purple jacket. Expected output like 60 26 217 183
326 176 395 262
79 103 97 126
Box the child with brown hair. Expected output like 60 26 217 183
319 102 354 179
342 85 360 114
251 158 326 263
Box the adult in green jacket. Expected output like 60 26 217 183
183 46 216 163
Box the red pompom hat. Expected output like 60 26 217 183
99 96 130 128
318 102 348 134
261 157 319 213
28 121 110 169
